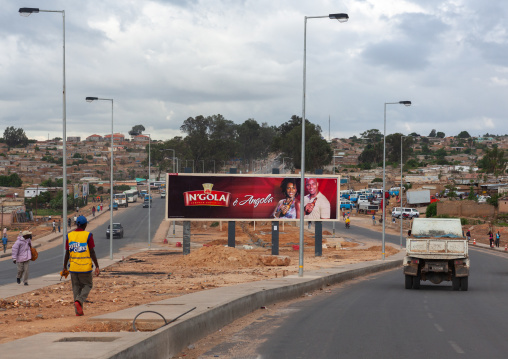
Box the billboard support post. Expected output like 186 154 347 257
272 221 279 255
315 221 322 256
228 221 235 248
183 221 191 255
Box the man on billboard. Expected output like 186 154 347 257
303 178 331 219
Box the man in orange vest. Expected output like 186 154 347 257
63 215 100 316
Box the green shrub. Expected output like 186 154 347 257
426 202 437 218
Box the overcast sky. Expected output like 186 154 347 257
1 0 507 142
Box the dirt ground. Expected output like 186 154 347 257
0 209 400 345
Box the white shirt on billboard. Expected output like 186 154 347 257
304 192 331 219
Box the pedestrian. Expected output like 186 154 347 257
2 228 7 253
343 212 346 221
12 230 33 285
495 231 500 248
73 214 77 226
92 206 96 217
488 230 494 248
58 219 61 233
97 204 100 213
372 214 376 226
392 216 396 224
52 220 56 233
68 217 72 229
466 230 471 242
63 215 100 316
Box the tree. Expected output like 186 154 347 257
457 131 471 138
428 129 436 137
0 173 22 187
426 202 437 217
360 129 382 143
272 116 332 173
3 126 29 148
436 131 445 138
128 125 145 136
237 119 276 164
477 146 507 174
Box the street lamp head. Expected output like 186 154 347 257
85 97 98 102
399 101 411 107
329 13 349 22
19 8 39 16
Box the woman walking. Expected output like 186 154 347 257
12 230 33 285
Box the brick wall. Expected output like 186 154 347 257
437 200 495 218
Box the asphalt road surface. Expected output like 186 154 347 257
0 197 166 285
199 228 508 358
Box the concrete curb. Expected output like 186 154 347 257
0 256 402 359
134 259 402 359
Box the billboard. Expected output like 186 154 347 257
166 174 339 221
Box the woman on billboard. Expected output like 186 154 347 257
272 178 300 219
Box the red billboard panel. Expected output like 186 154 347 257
166 174 339 221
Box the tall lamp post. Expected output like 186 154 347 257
400 135 409 248
298 12 349 277
146 134 152 248
163 149 176 237
86 97 114 259
19 7 68 256
382 101 411 260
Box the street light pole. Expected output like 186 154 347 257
400 135 407 248
299 12 349 277
85 97 114 259
382 101 411 260
147 134 152 248
19 7 68 257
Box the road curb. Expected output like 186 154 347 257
104 258 403 359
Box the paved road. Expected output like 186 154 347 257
201 245 508 358
0 197 166 285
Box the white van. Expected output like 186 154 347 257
392 207 420 219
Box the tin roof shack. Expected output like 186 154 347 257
404 218 469 291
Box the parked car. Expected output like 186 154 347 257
478 195 490 203
108 202 119 211
340 200 354 210
161 190 166 199
106 223 124 239
392 207 420 219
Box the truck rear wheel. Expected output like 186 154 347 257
405 275 412 289
460 276 468 291
412 275 420 289
452 276 460 291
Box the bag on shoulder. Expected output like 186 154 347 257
30 246 38 261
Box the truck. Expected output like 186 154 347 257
406 189 431 206
113 193 128 208
358 202 379 214
403 218 469 291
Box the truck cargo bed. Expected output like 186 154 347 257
406 238 467 259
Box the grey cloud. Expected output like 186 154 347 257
362 41 430 70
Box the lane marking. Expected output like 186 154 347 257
434 323 444 332
427 313 434 319
449 341 465 354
